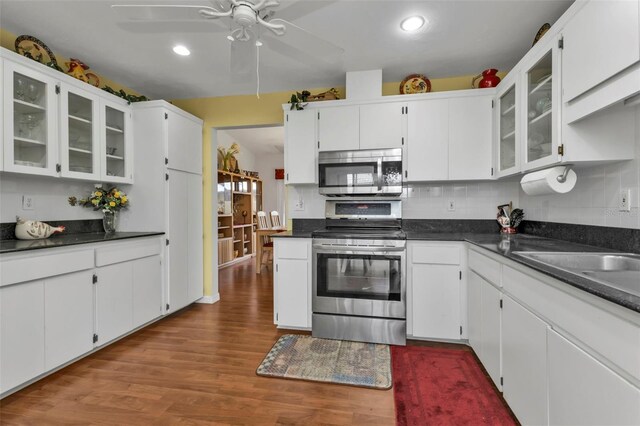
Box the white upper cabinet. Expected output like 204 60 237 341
317 106 359 151
359 102 405 150
449 95 493 180
1 49 133 182
522 36 562 171
406 99 449 181
60 85 101 180
285 109 317 184
3 60 59 176
494 75 520 178
562 0 640 103
101 99 133 184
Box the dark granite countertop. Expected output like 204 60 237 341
463 234 640 314
0 232 165 254
272 226 640 314
270 230 314 238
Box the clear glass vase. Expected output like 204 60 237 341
102 210 118 234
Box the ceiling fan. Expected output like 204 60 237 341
112 1 344 82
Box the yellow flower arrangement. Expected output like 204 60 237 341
69 186 130 213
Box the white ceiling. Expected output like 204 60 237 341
218 126 284 155
0 1 573 100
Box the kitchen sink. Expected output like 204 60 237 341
512 252 640 297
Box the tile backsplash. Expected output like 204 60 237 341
287 181 521 220
520 107 640 229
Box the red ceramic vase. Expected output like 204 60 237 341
473 69 501 88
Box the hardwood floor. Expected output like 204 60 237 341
1 259 399 425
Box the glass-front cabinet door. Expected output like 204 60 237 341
60 85 100 179
100 99 132 183
3 61 58 176
495 78 519 177
522 37 561 171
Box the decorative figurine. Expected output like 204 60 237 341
15 217 65 240
65 58 100 87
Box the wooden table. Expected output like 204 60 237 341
255 227 286 274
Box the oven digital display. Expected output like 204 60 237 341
334 203 391 216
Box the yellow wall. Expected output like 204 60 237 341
172 71 507 298
1 28 141 96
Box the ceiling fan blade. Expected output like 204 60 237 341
265 18 343 60
272 0 337 21
112 4 222 21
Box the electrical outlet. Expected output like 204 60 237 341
22 195 34 210
294 199 304 211
447 200 455 211
619 188 631 212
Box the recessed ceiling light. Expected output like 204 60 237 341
400 15 426 32
172 45 190 56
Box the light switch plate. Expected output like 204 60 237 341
294 199 304 211
619 189 631 212
22 195 34 210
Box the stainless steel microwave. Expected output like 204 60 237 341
318 148 403 196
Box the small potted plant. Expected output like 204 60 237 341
69 186 129 234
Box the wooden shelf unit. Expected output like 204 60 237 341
217 170 263 268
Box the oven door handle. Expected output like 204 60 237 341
313 247 405 255
377 158 383 191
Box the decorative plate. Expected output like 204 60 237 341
532 23 551 46
400 74 431 94
15 35 58 67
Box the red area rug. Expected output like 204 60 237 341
392 346 517 425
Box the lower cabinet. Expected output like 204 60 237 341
44 271 94 370
0 280 45 393
408 242 463 340
274 238 311 329
0 237 164 397
502 295 548 425
97 262 134 345
548 329 640 425
467 270 502 389
478 275 501 389
133 255 163 328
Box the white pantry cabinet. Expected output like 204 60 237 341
274 238 311 329
285 109 317 184
561 0 640 105
128 101 204 311
1 48 133 183
408 242 464 341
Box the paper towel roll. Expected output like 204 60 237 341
520 166 577 196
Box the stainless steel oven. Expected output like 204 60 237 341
318 148 403 196
311 200 406 345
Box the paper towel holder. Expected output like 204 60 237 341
556 165 573 183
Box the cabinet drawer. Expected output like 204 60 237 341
411 244 460 265
468 249 501 286
95 237 162 267
275 239 309 260
1 249 94 287
503 265 640 382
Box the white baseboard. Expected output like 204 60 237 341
196 294 220 304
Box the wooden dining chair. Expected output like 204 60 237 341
256 211 273 271
270 211 282 228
